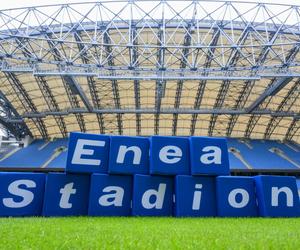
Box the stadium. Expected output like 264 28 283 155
0 0 300 248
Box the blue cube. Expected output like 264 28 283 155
108 136 149 175
88 174 132 216
216 176 258 217
43 173 90 216
175 175 216 217
150 136 189 175
254 175 300 217
0 172 45 216
66 132 110 174
132 174 173 216
190 137 230 176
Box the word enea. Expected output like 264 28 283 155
0 132 298 217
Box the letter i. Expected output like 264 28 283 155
192 184 202 210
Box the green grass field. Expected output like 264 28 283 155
0 217 300 249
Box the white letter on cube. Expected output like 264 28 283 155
271 187 293 207
200 146 221 164
142 183 166 209
99 186 124 207
3 180 36 208
228 188 249 208
159 146 182 164
116 145 142 165
59 182 77 209
71 139 105 166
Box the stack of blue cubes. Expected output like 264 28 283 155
45 132 299 217
0 131 299 217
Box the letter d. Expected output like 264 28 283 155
141 184 166 209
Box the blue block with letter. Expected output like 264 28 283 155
132 174 173 216
254 175 300 217
88 174 132 216
43 173 90 216
0 172 45 216
149 136 189 175
216 176 258 217
175 175 216 217
108 136 149 175
66 132 110 174
189 136 230 176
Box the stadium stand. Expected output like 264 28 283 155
228 139 300 170
0 145 19 161
0 138 299 172
0 139 68 169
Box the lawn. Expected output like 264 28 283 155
0 217 299 249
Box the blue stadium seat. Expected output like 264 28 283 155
0 139 68 169
0 145 18 160
46 139 68 169
227 138 300 170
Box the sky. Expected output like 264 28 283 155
1 0 300 10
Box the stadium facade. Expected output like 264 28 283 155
0 0 299 144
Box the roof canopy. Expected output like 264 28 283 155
0 0 299 142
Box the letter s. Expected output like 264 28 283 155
3 180 36 208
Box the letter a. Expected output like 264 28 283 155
99 186 124 207
200 146 221 164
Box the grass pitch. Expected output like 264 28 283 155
0 217 299 249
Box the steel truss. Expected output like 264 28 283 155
0 1 298 142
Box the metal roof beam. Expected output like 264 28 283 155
74 31 105 134
103 31 123 135
18 108 299 117
208 28 250 136
243 36 300 138
155 21 166 135
63 75 93 112
15 37 68 138
35 76 68 138
0 90 31 138
4 72 48 138
247 77 293 113
0 116 27 139
0 2 299 73
47 37 86 133
172 24 193 136
285 118 300 141
129 24 141 135
264 80 300 139
190 28 221 135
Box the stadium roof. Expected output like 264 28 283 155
0 0 299 142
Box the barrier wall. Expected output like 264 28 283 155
0 132 299 217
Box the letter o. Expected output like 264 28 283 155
228 188 249 208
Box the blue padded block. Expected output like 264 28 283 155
108 136 149 175
66 132 110 174
190 137 230 176
216 176 258 217
175 175 216 217
43 173 90 216
149 136 189 175
88 174 132 216
296 179 300 201
132 174 173 216
254 175 300 217
0 172 45 216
